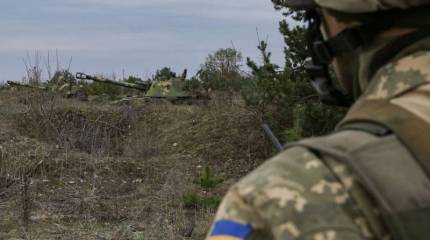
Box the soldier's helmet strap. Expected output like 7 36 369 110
308 13 393 65
303 7 430 107
303 9 396 106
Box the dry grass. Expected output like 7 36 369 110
0 89 272 239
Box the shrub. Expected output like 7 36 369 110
125 75 145 84
182 193 221 209
153 67 176 81
194 166 224 189
79 81 123 98
197 48 245 94
242 12 346 143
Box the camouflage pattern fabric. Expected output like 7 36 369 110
207 147 377 240
206 39 430 240
145 80 189 98
365 51 430 100
392 84 430 123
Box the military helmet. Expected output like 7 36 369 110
284 0 430 13
279 0 430 107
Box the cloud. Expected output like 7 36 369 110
51 0 280 21
66 0 268 8
0 32 178 51
0 0 286 80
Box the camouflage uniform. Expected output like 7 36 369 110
206 1 430 239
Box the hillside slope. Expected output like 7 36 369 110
0 90 272 240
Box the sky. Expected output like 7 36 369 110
0 0 286 82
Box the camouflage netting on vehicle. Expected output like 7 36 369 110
145 80 192 98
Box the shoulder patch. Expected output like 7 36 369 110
209 219 253 240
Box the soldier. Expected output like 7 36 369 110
206 0 430 239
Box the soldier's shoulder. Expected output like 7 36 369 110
364 50 430 100
235 146 326 192
246 146 320 174
223 141 375 239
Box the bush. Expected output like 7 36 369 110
16 92 132 155
153 67 176 81
241 13 346 143
80 81 123 98
182 193 221 209
125 75 145 84
194 166 223 189
197 48 245 93
184 77 203 92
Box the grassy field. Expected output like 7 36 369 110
0 89 272 240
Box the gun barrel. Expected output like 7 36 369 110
262 123 284 152
76 72 150 91
7 81 26 87
7 81 46 90
7 81 19 86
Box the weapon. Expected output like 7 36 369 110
262 123 283 152
76 72 151 92
7 81 47 90
77 72 209 104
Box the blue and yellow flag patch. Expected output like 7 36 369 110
208 219 252 240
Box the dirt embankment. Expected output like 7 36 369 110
0 90 272 240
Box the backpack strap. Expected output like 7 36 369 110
287 129 430 240
339 99 430 178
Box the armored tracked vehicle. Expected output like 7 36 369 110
76 71 209 104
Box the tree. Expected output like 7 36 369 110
241 1 345 143
197 48 244 93
125 75 145 84
153 67 176 81
243 41 282 114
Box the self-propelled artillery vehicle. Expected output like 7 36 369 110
76 72 209 104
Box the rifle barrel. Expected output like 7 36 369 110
262 123 284 152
